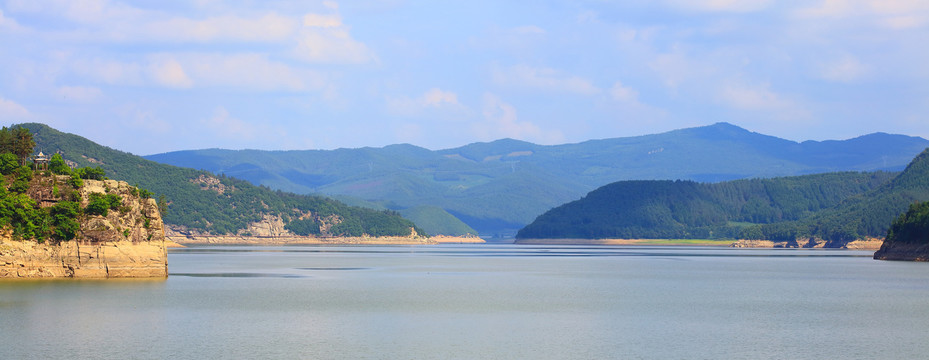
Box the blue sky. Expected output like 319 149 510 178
1 0 928 155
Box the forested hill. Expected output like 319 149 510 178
517 147 929 246
146 122 929 237
21 123 424 238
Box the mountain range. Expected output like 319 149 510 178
145 122 929 237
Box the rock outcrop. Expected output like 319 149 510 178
1 179 168 278
873 243 929 261
729 237 883 249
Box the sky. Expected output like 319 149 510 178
1 0 928 155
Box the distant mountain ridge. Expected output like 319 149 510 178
145 122 929 237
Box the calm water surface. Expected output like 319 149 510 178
2 245 928 359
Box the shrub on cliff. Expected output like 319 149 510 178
49 153 70 175
49 201 80 240
74 166 105 180
8 166 33 194
85 193 121 217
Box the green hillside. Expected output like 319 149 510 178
517 147 929 246
146 122 929 236
399 206 478 237
21 123 424 238
516 171 896 241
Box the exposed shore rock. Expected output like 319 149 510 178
167 234 437 245
432 235 485 244
166 223 440 245
729 238 883 250
873 243 929 261
0 239 167 278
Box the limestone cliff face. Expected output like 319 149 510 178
0 179 168 279
79 180 166 244
0 239 167 278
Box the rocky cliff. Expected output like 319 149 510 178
1 179 168 278
873 243 929 261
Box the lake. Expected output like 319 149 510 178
2 245 928 359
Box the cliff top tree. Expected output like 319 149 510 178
0 126 35 166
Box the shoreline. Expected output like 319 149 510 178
167 234 485 246
514 238 735 246
168 235 439 246
514 238 884 250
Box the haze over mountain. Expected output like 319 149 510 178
146 123 929 237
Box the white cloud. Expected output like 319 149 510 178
666 0 773 13
149 59 194 88
0 9 26 32
649 51 696 91
147 13 298 43
474 93 563 143
8 1 301 43
395 122 423 144
794 0 929 29
71 58 145 85
610 81 640 103
293 27 376 64
514 25 546 35
323 1 340 10
203 107 256 139
56 85 104 102
174 53 317 91
292 8 376 64
200 107 288 148
0 96 30 119
818 55 868 82
119 105 171 135
493 65 600 95
881 15 928 29
386 88 465 116
717 81 805 117
303 13 343 28
422 88 460 107
71 54 321 91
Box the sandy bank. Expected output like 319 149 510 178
431 235 485 244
